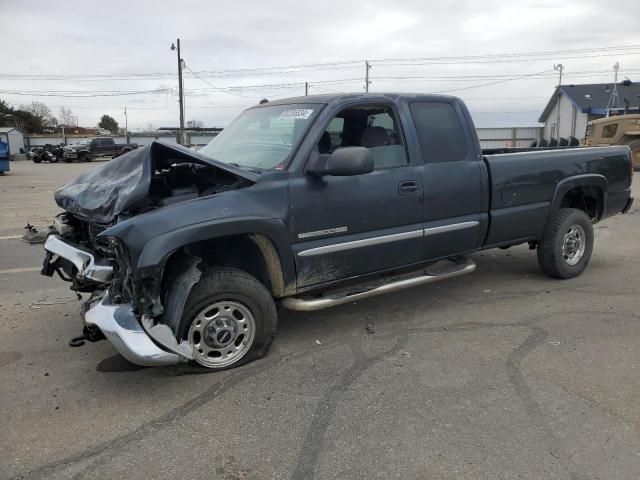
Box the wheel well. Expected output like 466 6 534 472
163 234 285 297
560 185 604 221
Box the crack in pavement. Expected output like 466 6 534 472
291 332 410 480
12 344 334 480
291 312 601 480
14 308 630 479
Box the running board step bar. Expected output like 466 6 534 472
281 257 476 312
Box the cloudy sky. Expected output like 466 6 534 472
2 0 639 130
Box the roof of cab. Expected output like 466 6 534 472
248 92 459 108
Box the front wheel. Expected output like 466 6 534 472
177 266 278 371
537 208 594 279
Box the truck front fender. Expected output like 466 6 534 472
135 217 296 294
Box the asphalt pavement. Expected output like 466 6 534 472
1 160 639 479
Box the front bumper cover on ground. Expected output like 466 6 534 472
85 293 181 366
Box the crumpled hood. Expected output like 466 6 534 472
54 140 257 224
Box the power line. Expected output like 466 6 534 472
3 43 639 80
182 63 256 99
431 69 555 94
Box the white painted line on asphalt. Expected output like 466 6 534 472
0 235 22 240
0 267 41 275
2 205 45 209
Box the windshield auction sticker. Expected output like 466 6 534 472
279 109 314 120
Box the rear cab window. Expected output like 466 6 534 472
409 102 469 163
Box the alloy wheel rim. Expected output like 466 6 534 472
188 300 256 368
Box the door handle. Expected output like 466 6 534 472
398 180 419 195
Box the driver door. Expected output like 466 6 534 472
289 103 424 288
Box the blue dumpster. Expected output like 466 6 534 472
0 139 9 174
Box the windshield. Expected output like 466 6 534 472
198 103 321 170
77 138 92 145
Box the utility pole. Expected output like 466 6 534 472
171 39 185 145
553 64 564 139
305 82 308 96
605 62 620 115
365 61 371 92
124 107 129 143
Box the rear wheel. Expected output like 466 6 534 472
537 208 594 279
177 266 277 371
79 152 90 162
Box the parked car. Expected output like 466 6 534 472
62 137 138 162
41 93 634 371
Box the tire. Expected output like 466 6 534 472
32 156 42 164
79 152 90 162
176 266 277 371
537 208 594 279
626 140 640 171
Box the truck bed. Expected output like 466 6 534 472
482 145 632 248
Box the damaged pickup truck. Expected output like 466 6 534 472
41 93 634 370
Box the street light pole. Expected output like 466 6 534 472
171 39 185 145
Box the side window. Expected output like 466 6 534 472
409 102 469 162
315 104 408 169
602 123 618 138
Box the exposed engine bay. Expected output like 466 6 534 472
54 141 255 224
43 141 257 301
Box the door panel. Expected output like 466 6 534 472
407 100 487 260
290 166 424 287
421 162 486 259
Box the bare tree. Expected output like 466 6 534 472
59 106 77 127
20 101 58 128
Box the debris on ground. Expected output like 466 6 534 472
365 323 376 334
21 223 55 244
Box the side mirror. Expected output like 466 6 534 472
306 147 374 177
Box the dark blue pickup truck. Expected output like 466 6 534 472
41 93 634 371
62 137 137 162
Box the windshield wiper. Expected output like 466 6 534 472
227 163 264 174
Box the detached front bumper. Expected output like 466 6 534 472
85 293 180 366
43 235 113 283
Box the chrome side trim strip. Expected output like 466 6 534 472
296 221 479 258
297 230 423 257
424 221 479 236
